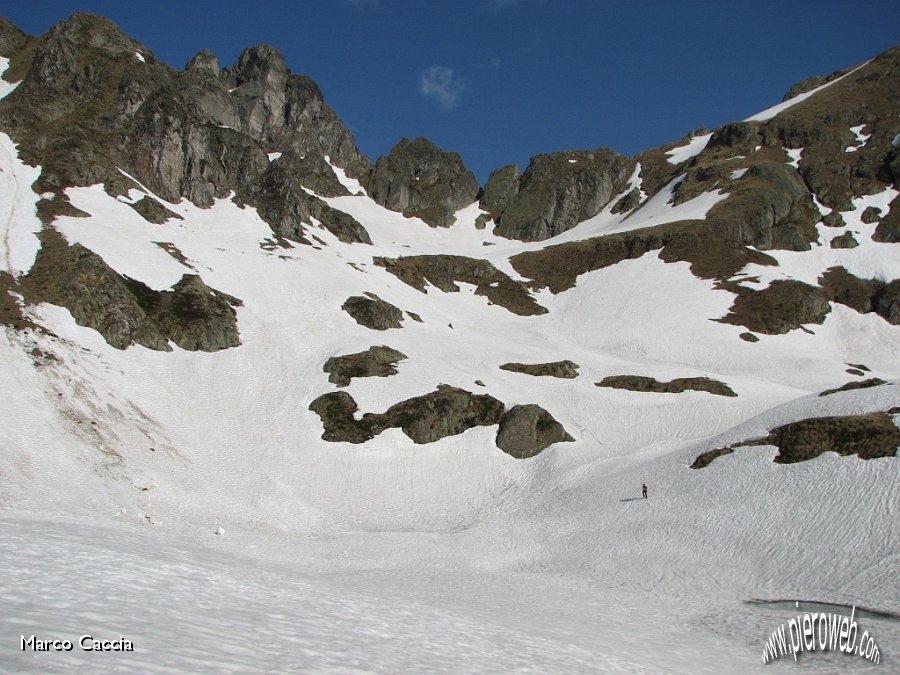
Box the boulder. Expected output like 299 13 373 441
341 294 404 330
495 404 574 459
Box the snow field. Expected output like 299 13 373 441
0 75 898 671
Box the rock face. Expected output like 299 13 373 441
21 230 241 351
495 404 574 459
480 164 521 219
367 137 479 227
488 149 632 241
253 157 372 244
0 13 372 247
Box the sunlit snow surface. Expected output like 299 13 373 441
1 76 899 672
665 133 712 164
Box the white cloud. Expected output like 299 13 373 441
418 66 464 110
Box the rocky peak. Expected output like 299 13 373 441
0 15 372 246
0 17 30 55
231 44 288 89
25 13 144 92
488 148 633 241
368 136 480 227
221 44 370 183
185 49 219 75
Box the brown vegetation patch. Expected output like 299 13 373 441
509 219 778 294
819 378 889 397
0 271 38 332
35 193 90 225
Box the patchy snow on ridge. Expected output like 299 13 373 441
845 124 871 152
665 133 712 164
739 185 900 288
744 60 871 122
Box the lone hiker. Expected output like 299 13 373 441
642 483 648 499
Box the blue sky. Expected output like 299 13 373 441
2 1 898 183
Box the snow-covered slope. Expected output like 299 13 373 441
0 32 898 673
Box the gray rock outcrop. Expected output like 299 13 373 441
21 230 241 351
309 386 574 457
499 361 579 378
309 385 505 445
342 294 405 330
368 137 479 227
489 149 632 241
323 346 407 387
595 375 737 397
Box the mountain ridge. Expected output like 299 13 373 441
0 12 897 519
